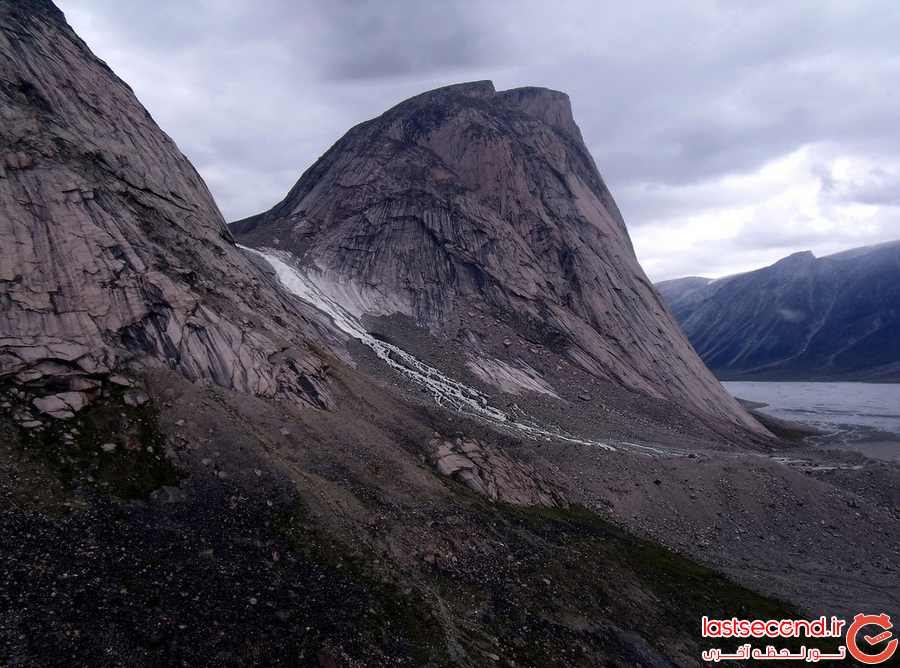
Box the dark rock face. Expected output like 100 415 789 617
0 0 332 411
233 81 761 433
657 241 900 380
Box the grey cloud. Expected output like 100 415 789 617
732 223 830 253
310 2 505 81
643 216 900 282
56 0 900 278
820 165 900 207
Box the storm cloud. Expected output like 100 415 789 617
58 0 900 280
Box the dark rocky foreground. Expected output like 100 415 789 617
3 360 898 666
2 372 819 668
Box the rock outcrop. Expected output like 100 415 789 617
233 81 762 433
0 0 332 413
657 241 900 381
426 433 566 506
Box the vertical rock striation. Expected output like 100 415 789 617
233 81 762 433
0 0 332 412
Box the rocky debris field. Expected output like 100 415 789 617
1 367 854 668
345 319 900 618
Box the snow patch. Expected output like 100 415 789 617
241 245 616 451
777 308 807 323
467 356 559 398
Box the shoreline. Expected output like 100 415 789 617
737 396 900 463
721 378 900 385
809 425 900 463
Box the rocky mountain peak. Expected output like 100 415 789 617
404 79 497 101
234 81 764 435
379 80 584 149
5 0 65 24
498 86 583 141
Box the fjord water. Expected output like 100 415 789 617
724 381 900 461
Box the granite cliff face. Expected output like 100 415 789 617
0 0 332 415
657 241 900 381
233 81 760 432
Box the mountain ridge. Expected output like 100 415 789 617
4 5 900 665
657 240 900 381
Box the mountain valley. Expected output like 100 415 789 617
1 2 899 665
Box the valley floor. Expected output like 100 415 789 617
2 353 898 666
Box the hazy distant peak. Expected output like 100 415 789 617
658 241 900 381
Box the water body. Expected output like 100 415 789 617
724 381 900 462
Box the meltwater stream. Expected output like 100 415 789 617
242 247 872 469
243 246 619 452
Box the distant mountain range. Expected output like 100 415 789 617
657 241 900 381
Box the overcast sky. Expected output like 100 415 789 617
59 0 900 281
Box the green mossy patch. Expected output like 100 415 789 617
274 500 453 666
272 498 839 667
512 504 794 618
502 504 841 662
10 386 179 500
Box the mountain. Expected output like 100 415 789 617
657 241 900 380
0 0 333 413
232 80 762 435
655 276 713 322
0 4 779 663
